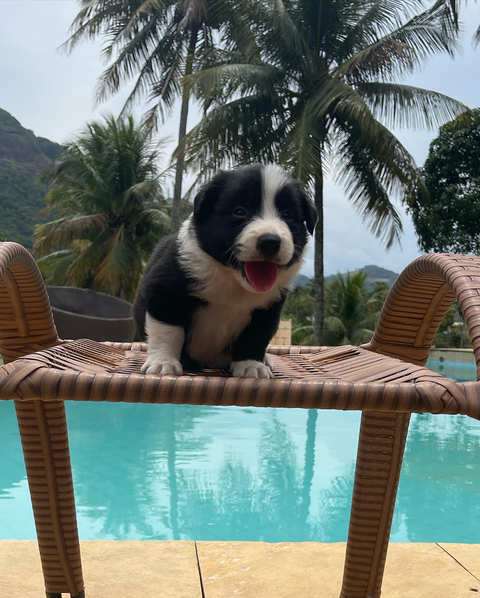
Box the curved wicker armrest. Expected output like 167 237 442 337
0 242 59 363
365 253 480 375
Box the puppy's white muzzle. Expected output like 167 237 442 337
235 216 294 265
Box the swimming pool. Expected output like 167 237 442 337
0 359 479 543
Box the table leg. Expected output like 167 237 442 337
16 400 85 597
340 412 410 598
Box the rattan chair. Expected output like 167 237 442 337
0 241 479 598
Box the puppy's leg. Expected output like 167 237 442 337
230 297 285 379
141 313 185 376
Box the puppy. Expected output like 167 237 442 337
134 164 317 378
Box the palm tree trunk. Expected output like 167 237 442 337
301 410 318 529
167 409 180 540
314 170 324 345
171 26 199 234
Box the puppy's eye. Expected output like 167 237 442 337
233 207 248 219
281 209 293 222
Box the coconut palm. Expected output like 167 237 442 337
324 272 388 345
64 0 251 234
182 0 468 343
34 115 170 301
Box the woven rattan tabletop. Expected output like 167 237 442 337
1 338 479 418
3 242 480 598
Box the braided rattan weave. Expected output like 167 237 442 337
1 241 479 597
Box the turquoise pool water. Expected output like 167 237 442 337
0 359 479 543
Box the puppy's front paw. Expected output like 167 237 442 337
231 360 274 379
264 354 275 371
141 356 183 376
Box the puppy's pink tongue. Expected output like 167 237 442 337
245 261 278 292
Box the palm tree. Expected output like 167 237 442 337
324 272 388 345
181 0 468 343
64 0 250 234
34 115 170 301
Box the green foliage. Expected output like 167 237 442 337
35 115 171 302
65 0 253 232
324 273 389 345
283 283 315 345
0 108 62 248
64 0 250 129
409 109 480 253
184 0 466 247
284 273 389 346
434 303 472 348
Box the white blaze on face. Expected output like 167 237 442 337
236 165 295 265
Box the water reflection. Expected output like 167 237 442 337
394 414 480 542
0 399 479 543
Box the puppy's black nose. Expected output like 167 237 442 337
257 234 281 257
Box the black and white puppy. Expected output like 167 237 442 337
134 164 317 379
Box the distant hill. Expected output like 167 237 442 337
296 265 398 289
295 274 312 287
0 108 62 248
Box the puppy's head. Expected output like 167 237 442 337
193 164 317 293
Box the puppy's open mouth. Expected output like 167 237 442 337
243 261 279 292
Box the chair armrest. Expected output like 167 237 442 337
0 242 60 363
365 253 480 377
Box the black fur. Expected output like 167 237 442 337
134 164 316 371
133 236 204 334
231 296 287 363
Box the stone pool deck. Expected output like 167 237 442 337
0 541 479 597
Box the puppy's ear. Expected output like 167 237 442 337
294 182 317 235
302 194 318 235
193 174 225 222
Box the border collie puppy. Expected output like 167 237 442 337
134 164 317 378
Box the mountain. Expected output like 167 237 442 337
295 274 311 287
296 265 398 289
0 108 62 248
326 264 399 289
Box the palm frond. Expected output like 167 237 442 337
61 2 127 53
356 82 469 129
330 96 428 247
335 0 425 60
475 23 480 47
186 62 285 102
324 316 348 337
34 214 108 255
336 0 460 82
36 249 79 286
120 31 185 117
180 93 286 175
279 106 325 184
94 17 164 105
269 0 311 58
64 239 105 288
134 207 171 233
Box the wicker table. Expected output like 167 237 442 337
1 241 479 598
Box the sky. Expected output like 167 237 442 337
1 0 479 278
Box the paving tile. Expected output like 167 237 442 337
438 543 480 581
1 540 478 598
383 543 479 597
0 540 202 598
197 541 345 598
197 542 479 598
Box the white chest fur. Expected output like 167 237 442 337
178 218 303 367
187 303 252 367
